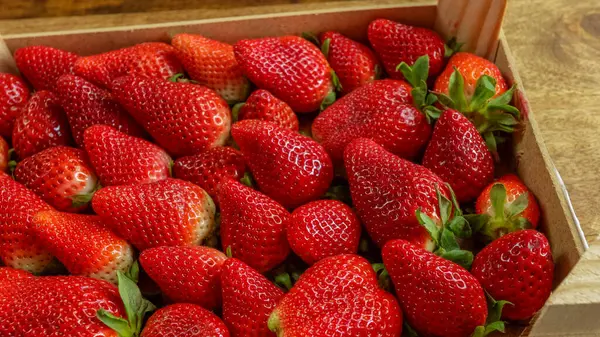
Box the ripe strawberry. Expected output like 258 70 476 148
33 210 134 284
0 137 8 172
55 74 146 146
219 179 290 273
13 45 79 91
173 146 246 205
172 33 250 103
0 267 33 282
12 90 72 159
92 178 216 251
234 36 334 113
141 303 230 337
140 246 227 310
221 258 284 337
83 124 172 186
234 89 299 130
268 254 403 337
319 31 382 94
0 73 29 138
286 199 361 265
14 146 98 213
112 75 231 157
232 120 333 208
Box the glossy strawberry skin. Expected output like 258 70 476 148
140 246 227 310
219 179 290 273
112 76 231 157
237 89 299 130
0 267 33 282
0 73 30 138
234 36 333 113
383 239 487 337
12 90 72 159
141 303 230 337
232 120 333 209
0 137 8 172
312 79 430 164
14 45 79 91
269 254 403 337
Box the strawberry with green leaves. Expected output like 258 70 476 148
14 45 79 91
0 73 29 138
233 89 299 130
141 303 230 337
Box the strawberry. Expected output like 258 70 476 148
173 146 246 205
219 178 290 273
141 303 230 337
268 254 403 337
232 120 333 208
0 136 8 172
422 109 494 203
55 74 146 146
14 146 99 213
172 33 250 103
140 246 227 310
368 19 446 80
111 75 231 157
33 210 134 284
221 258 284 337
83 124 172 186
234 36 334 113
12 90 72 159
286 199 361 265
0 267 33 282
13 45 79 91
92 178 216 251
0 73 30 138
233 89 299 130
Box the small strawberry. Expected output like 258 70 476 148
14 146 98 213
232 120 333 208
140 246 227 310
141 303 230 337
286 199 361 265
0 137 8 172
233 89 299 130
83 124 172 186
268 254 403 337
12 90 72 159
112 75 231 157
14 45 79 91
0 267 33 282
219 179 290 273
0 73 30 138
234 36 334 113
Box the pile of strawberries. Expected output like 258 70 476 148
0 17 554 337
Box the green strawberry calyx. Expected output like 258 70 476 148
274 272 294 291
471 292 511 337
70 182 102 208
268 310 283 336
396 55 442 123
371 263 391 291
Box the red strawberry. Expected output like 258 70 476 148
83 124 172 186
234 89 299 130
172 34 250 103
0 73 29 138
14 146 98 213
219 179 290 273
234 36 334 113
286 199 361 265
92 178 216 251
368 19 446 80
232 120 333 208
0 137 8 172
33 210 134 284
14 45 79 91
0 267 33 282
319 31 382 94
268 254 403 337
55 74 146 146
173 146 246 205
221 258 284 337
141 303 230 337
12 90 72 159
140 246 227 310
112 75 231 157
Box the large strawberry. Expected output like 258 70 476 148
232 120 333 208
14 146 99 213
221 258 284 337
0 137 8 172
112 75 231 157
268 254 403 337
13 45 79 90
0 73 29 138
83 124 172 186
234 36 334 113
140 246 227 310
219 178 290 273
92 178 216 251
141 303 230 337
233 89 299 130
